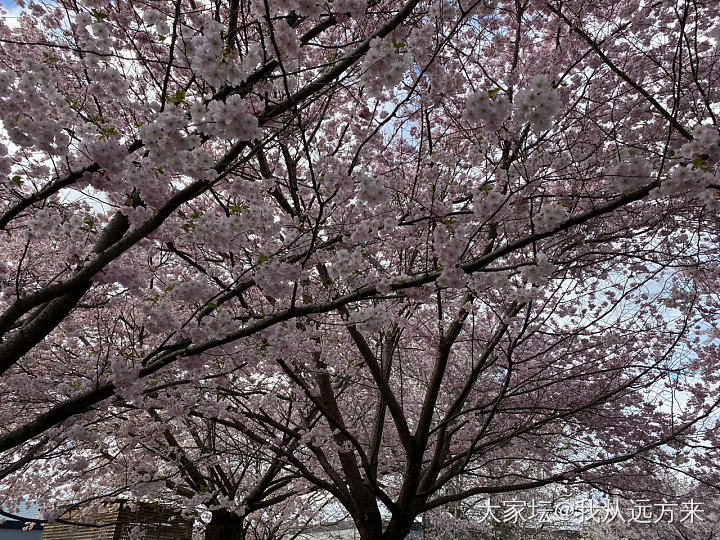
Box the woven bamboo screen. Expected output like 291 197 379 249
114 504 192 540
41 502 192 540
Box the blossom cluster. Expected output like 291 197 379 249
142 297 182 334
74 12 115 54
85 140 129 176
142 7 171 35
0 142 10 178
329 249 365 279
271 19 300 63
520 253 556 286
472 188 505 220
193 95 261 142
533 203 568 233
608 153 653 193
87 65 128 101
190 21 262 87
255 260 301 298
108 355 144 402
27 207 61 240
433 226 466 267
659 165 713 196
0 62 72 155
464 90 511 132
361 38 411 97
94 260 149 293
332 0 367 18
464 75 561 134
265 0 323 18
188 213 238 252
514 74 562 132
680 125 720 166
169 279 217 304
357 173 389 206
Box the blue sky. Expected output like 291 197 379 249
1 0 20 22
1 503 40 521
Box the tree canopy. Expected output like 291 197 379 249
1 0 720 537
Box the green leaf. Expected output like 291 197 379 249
92 9 108 21
691 156 709 170
11 175 22 186
228 203 249 215
42 51 59 63
167 89 186 104
80 216 95 232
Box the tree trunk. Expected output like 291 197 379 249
205 509 246 540
353 507 385 540
383 516 414 540
357 522 384 540
354 514 416 540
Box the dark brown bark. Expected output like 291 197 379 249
355 517 384 540
383 516 414 540
206 509 247 540
0 209 131 376
354 513 416 540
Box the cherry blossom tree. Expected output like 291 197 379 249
1 0 720 537
2 347 335 539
